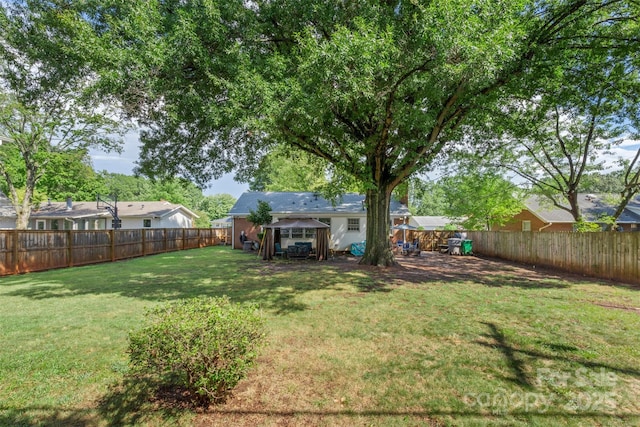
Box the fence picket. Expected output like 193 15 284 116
466 231 640 285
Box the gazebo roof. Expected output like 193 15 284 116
265 218 330 229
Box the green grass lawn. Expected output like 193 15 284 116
1 246 639 426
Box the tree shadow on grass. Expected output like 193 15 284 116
0 407 97 427
476 322 640 386
1 250 363 315
96 376 194 426
2 248 634 317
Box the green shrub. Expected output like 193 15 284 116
127 296 265 405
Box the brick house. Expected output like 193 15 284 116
496 194 640 232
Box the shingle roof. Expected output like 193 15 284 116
0 192 15 218
229 192 409 216
30 200 198 219
411 216 456 228
525 194 640 224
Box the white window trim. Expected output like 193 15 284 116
347 218 360 232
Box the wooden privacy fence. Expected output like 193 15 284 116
0 228 226 276
466 231 640 285
403 230 457 251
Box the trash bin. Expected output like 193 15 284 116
461 239 473 255
447 238 462 255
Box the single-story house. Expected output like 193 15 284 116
0 192 15 229
408 215 458 230
211 216 233 229
0 195 198 230
496 194 640 232
229 191 410 251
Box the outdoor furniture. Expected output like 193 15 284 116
350 241 366 256
403 239 420 255
295 241 315 258
274 242 284 257
287 244 310 259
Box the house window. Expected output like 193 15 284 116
280 228 290 238
291 227 304 239
304 228 316 238
36 220 46 230
522 220 531 232
318 218 331 227
143 219 152 228
51 219 59 230
347 218 360 232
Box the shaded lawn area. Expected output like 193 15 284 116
0 246 639 426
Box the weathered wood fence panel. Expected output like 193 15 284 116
0 228 222 276
466 231 640 285
412 230 457 251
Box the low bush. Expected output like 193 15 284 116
127 296 265 405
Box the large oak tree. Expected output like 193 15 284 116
30 0 639 264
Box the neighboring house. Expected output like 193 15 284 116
229 192 410 250
496 194 640 232
0 195 198 230
409 216 458 230
211 216 233 229
0 192 15 229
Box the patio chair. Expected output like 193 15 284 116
274 242 284 257
402 242 410 255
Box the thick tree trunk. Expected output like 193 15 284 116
13 189 33 230
360 187 397 267
567 191 581 222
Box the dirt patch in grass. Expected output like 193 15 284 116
320 251 588 290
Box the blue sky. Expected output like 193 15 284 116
90 130 640 199
89 131 249 199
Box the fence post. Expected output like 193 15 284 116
142 229 146 256
182 228 186 250
110 229 115 262
164 228 168 252
12 229 19 274
68 230 74 267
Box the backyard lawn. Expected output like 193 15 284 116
1 246 639 426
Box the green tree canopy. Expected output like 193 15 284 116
199 194 236 221
28 0 640 262
38 149 107 201
0 3 126 228
409 178 449 216
441 169 525 231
